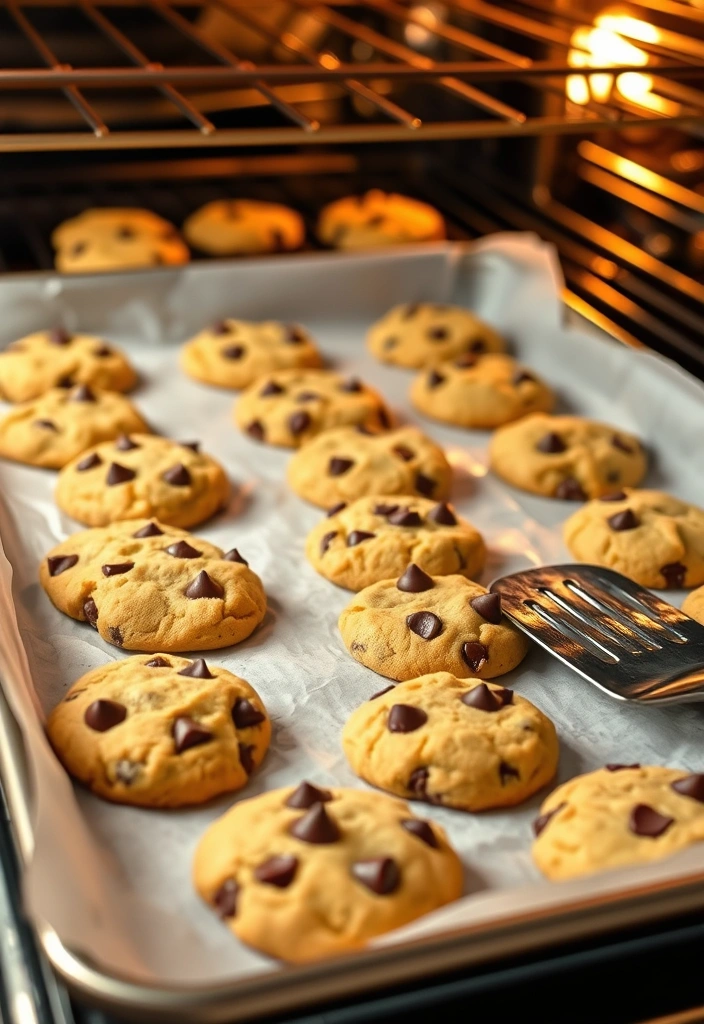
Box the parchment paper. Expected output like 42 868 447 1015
0 233 703 986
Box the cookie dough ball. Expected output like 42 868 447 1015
490 414 647 501
564 489 704 589
368 304 505 369
339 566 529 682
683 586 704 625
183 199 304 255
288 426 452 509
307 496 485 591
193 784 463 962
0 330 137 404
318 190 445 250
47 654 270 807
343 673 557 811
532 765 704 881
180 319 322 390
52 208 189 273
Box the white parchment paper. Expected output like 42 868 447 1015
0 234 703 986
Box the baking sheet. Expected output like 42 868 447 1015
0 234 703 986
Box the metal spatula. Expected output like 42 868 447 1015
490 564 704 705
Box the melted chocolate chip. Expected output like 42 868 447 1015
223 548 248 564
428 326 448 342
70 384 96 403
388 508 422 528
533 802 566 837
629 803 674 838
173 716 213 753
76 452 102 471
600 491 627 502
145 657 170 667
408 766 429 797
212 320 231 335
254 855 298 888
239 743 255 775
661 562 686 588
403 304 419 319
393 445 414 462
223 345 244 361
340 378 362 393
671 774 704 803
56 375 74 389
34 419 57 431
47 554 78 576
133 521 163 538
101 562 134 576
289 411 311 436
178 658 215 679
286 781 332 809
260 380 284 397
499 761 520 784
232 698 265 729
213 879 238 919
327 501 347 517
182 442 200 454
397 563 434 592
320 531 337 555
462 683 510 712
48 329 71 346
329 456 354 476
387 704 428 733
462 641 489 672
612 435 635 454
415 473 436 497
83 597 98 627
401 818 438 847
427 370 445 389
428 502 457 526
289 802 340 844
513 371 536 385
406 611 443 640
605 763 641 772
115 434 139 451
165 540 201 559
608 509 639 531
247 420 265 441
286 326 306 344
469 592 502 624
94 345 112 357
108 626 124 647
370 684 395 700
347 530 375 546
84 699 127 732
555 478 587 501
106 462 136 486
352 857 400 895
163 464 191 487
537 432 566 454
185 570 224 600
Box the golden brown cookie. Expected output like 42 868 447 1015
318 190 446 250
683 586 704 625
52 208 189 273
368 304 505 369
183 199 304 255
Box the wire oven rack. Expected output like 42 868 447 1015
1 0 704 151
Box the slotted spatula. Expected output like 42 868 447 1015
490 564 704 705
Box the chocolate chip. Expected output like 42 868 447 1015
70 384 96 402
289 411 311 436
612 435 635 454
347 530 375 547
247 421 265 441
83 597 98 627
212 320 231 335
101 562 134 576
106 462 136 486
145 657 170 667
356 424 375 436
320 531 337 555
661 562 686 588
401 818 438 847
285 781 332 809
254 855 298 888
34 419 57 431
393 445 414 462
223 548 248 565
415 473 436 497
403 304 419 319
462 641 489 672
71 242 86 257
352 857 400 895
373 503 399 516
470 592 502 624
370 684 395 700
76 452 102 471
455 353 478 368
428 326 448 342
384 337 398 351
408 766 429 796
185 570 224 600
555 478 587 501
84 699 126 732
428 502 457 526
537 432 566 454
295 391 319 403
114 760 140 784
406 611 443 640
182 441 200 453
47 554 78 576
56 375 74 389
397 563 434 592
133 521 163 538
286 326 306 344
600 491 627 502
232 698 265 729
165 540 201 558
94 345 112 357
163 464 191 487
606 763 641 772
260 380 284 397
427 370 445 389
178 658 215 679
340 378 362 393
499 761 520 784
606 470 620 484
115 434 139 451
108 626 124 647
327 501 347 517
387 704 428 733
608 509 639 531
223 345 244 360
629 803 674 838
388 508 422 528
669 773 704 805
48 328 71 346
173 716 213 753
239 742 255 775
117 225 134 239
289 802 340 844
533 802 566 837
213 879 238 918
462 683 506 712
329 456 354 476
513 371 536 385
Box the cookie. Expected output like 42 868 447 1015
287 426 452 509
367 304 505 369
343 673 558 811
532 765 704 881
51 208 189 274
0 386 148 470
0 330 137 404
339 567 529 681
47 654 270 807
683 585 704 625
410 353 554 429
235 370 392 448
318 190 446 250
564 489 704 589
489 414 647 500
193 784 462 962
183 199 305 255
55 434 229 528
180 319 323 391
307 496 485 591
40 519 266 651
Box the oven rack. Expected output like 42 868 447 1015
2 0 704 151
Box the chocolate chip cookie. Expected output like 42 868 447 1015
318 190 446 250
193 784 463 962
52 208 189 274
287 426 452 509
55 434 229 528
564 489 704 589
489 413 647 500
40 519 266 651
339 566 529 681
367 303 505 370
0 330 137 404
343 672 558 811
532 765 704 881
180 319 323 391
183 199 305 255
307 496 485 591
235 370 392 448
47 654 270 807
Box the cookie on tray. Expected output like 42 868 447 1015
235 370 392 448
0 330 137 404
183 199 305 255
55 434 229 528
52 208 189 274
339 566 529 682
489 413 647 500
318 190 446 251
0 386 149 470
564 489 704 590
40 519 266 651
367 303 505 369
532 765 704 881
306 496 485 591
287 426 452 509
193 784 463 962
343 673 558 811
683 586 704 625
180 318 323 390
410 353 554 429
47 653 270 807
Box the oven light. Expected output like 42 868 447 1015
404 4 446 49
567 16 649 107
